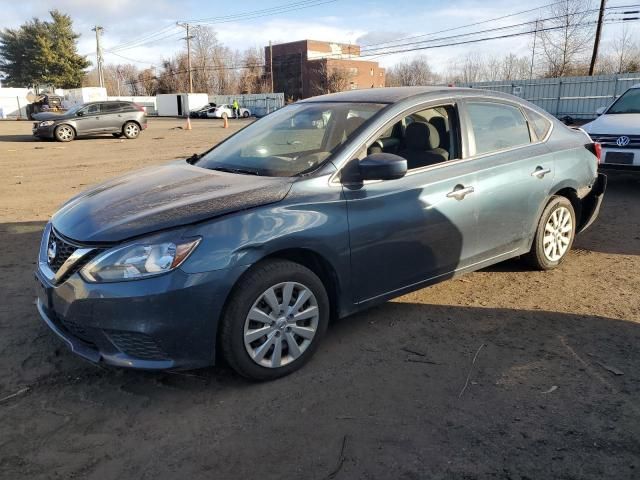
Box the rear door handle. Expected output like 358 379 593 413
446 185 474 200
531 166 551 178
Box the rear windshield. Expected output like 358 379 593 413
607 88 640 114
195 102 386 177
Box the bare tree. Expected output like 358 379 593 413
538 0 594 77
385 56 439 86
309 60 354 95
238 47 268 93
609 26 640 73
500 54 531 80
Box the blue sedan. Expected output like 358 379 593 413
35 87 606 380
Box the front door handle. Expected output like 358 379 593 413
446 185 474 200
531 166 551 178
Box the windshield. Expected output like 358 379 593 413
607 88 640 114
195 102 386 176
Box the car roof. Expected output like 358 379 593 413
297 86 516 104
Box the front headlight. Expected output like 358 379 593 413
39 120 55 127
81 238 200 282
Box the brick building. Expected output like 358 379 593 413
265 40 385 100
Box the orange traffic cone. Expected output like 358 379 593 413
185 116 192 130
222 115 228 129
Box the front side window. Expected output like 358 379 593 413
607 88 640 114
82 104 100 115
196 102 386 177
466 102 531 155
367 105 458 170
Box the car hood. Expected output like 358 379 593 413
32 112 67 121
582 113 640 135
52 162 294 243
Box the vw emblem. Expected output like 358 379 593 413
47 240 57 264
616 136 630 147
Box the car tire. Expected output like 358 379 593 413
122 121 140 139
54 124 75 142
219 259 329 381
242 111 250 118
524 195 576 270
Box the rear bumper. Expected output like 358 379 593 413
577 173 607 234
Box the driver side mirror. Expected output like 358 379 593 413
76 111 84 117
596 106 606 116
358 153 407 181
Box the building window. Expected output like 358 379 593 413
370 68 374 76
350 82 357 90
349 67 358 75
379 72 383 77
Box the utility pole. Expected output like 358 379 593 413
177 22 193 93
269 40 274 93
529 19 539 81
92 26 105 88
589 0 607 76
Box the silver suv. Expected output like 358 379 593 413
32 101 148 142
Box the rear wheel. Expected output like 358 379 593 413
122 121 140 139
242 110 250 118
219 259 329 380
54 124 75 142
524 196 576 270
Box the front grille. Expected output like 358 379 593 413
47 229 76 272
106 331 169 361
589 133 640 149
45 229 103 282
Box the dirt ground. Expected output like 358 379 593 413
1 118 639 479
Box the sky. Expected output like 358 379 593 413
0 0 636 74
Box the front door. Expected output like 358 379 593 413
75 103 102 133
344 102 479 304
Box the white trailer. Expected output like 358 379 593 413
156 93 209 117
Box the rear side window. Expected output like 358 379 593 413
466 102 531 155
101 103 122 113
526 108 552 140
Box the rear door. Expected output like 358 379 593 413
459 99 554 259
99 102 125 132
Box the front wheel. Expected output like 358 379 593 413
122 121 140 139
54 124 75 142
524 196 576 270
219 259 329 380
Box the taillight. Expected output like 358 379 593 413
593 142 602 164
586 142 602 165
133 103 145 112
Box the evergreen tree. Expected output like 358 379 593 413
0 10 89 88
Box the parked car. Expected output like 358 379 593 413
583 84 640 171
35 87 605 380
190 104 217 118
32 101 147 142
206 103 251 119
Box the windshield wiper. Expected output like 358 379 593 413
211 166 261 176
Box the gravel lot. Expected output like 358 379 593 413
1 117 639 479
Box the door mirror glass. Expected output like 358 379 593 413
596 106 606 116
76 110 84 117
358 153 407 181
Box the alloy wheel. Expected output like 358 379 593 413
243 282 319 368
124 123 139 138
543 206 573 262
56 125 74 141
